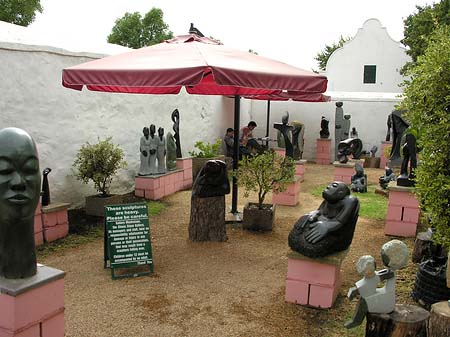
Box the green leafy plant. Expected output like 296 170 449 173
73 137 127 197
235 151 295 209
399 26 450 248
189 139 222 158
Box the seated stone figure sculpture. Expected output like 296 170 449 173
337 138 363 163
379 167 396 189
351 163 367 193
288 182 360 258
192 160 230 198
0 127 41 279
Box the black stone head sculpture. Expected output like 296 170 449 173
192 160 230 198
320 116 330 139
0 127 41 279
288 181 360 258
41 167 52 206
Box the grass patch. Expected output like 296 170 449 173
148 200 166 216
311 184 387 220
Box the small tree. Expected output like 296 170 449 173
73 137 127 197
0 0 43 26
189 139 222 158
235 151 295 209
400 26 450 248
314 36 350 71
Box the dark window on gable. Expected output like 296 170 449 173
364 65 376 84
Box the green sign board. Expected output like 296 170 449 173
104 202 153 279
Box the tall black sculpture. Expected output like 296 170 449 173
274 111 294 158
397 133 417 187
288 181 360 258
41 167 52 206
0 127 40 279
171 109 182 158
388 110 409 166
320 116 330 139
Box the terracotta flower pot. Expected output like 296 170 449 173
242 202 275 231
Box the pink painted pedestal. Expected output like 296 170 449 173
380 141 392 168
333 161 355 184
0 264 65 337
41 203 70 243
316 139 331 165
272 176 301 206
285 249 348 308
385 186 419 237
294 160 306 182
135 158 193 200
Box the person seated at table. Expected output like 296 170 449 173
221 128 234 157
239 121 262 155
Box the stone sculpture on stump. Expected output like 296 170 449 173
397 133 417 187
0 127 41 279
189 160 230 242
172 109 182 158
320 116 330 139
274 111 294 158
41 167 52 206
351 163 367 193
288 181 360 258
157 127 166 174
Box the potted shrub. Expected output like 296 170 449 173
73 137 127 217
189 139 224 181
235 151 295 231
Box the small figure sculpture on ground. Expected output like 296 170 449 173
139 127 152 176
351 163 367 193
274 111 294 158
350 127 359 139
0 127 41 279
320 116 330 139
397 133 417 187
157 127 166 174
288 181 360 258
388 110 409 166
345 239 409 329
337 138 363 163
192 160 230 198
172 109 182 158
379 167 396 189
166 132 177 171
41 167 52 206
148 124 158 174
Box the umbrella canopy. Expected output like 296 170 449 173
62 33 328 215
63 34 327 96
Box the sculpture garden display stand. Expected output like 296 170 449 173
34 202 70 246
189 196 227 241
385 186 419 237
294 159 306 182
428 301 450 337
380 141 391 168
333 161 355 184
365 304 429 337
285 249 348 308
272 176 301 206
316 139 331 165
135 158 193 200
0 264 65 337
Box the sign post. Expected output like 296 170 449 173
104 202 153 279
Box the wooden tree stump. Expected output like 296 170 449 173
412 231 433 263
428 301 450 337
189 195 227 242
365 304 429 337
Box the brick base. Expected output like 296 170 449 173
385 186 419 237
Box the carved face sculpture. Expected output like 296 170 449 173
150 124 156 136
158 127 164 138
0 128 41 225
143 127 149 138
322 181 349 204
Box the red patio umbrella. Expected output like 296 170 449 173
62 34 328 214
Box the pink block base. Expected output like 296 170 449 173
316 139 331 165
385 220 417 237
379 141 391 168
272 179 300 206
333 166 353 184
43 223 69 243
385 187 419 237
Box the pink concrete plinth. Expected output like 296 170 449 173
285 249 348 309
0 265 65 337
272 176 301 206
43 223 69 243
135 167 191 200
333 161 355 184
40 203 70 243
385 186 419 237
316 139 331 165
380 141 392 168
294 160 306 181
176 157 193 170
274 147 286 158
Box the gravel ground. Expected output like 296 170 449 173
39 163 419 337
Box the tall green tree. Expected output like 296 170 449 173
402 0 450 71
0 0 43 26
107 8 173 48
400 26 450 248
314 36 350 71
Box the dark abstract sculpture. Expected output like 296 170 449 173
337 138 363 163
157 127 166 174
291 121 305 160
41 167 52 206
379 167 396 189
172 109 182 158
397 133 417 187
0 127 41 279
388 110 409 166
351 163 367 193
320 116 330 139
166 132 177 171
192 160 230 198
274 111 294 158
288 181 360 258
335 102 352 160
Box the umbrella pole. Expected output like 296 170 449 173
231 95 240 214
265 100 271 147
